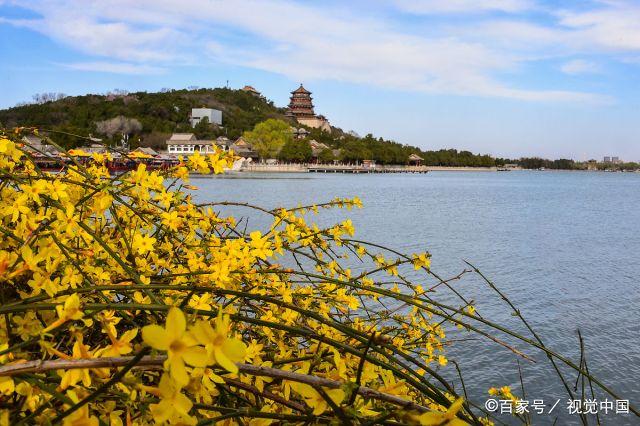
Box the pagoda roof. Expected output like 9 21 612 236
291 84 311 94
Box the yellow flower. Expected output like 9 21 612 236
161 210 182 231
100 329 138 357
149 374 196 425
412 253 431 270
289 382 345 415
15 382 41 412
44 294 85 333
12 312 42 340
20 179 48 204
249 231 273 260
154 190 174 209
59 338 94 390
132 233 156 255
188 293 213 311
438 355 448 367
142 307 208 387
187 151 210 174
244 339 264 363
0 138 23 161
0 376 14 396
58 294 84 321
416 398 468 425
191 311 246 374
62 390 99 426
340 219 355 236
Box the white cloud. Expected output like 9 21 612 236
466 1 640 55
560 59 599 75
393 0 533 14
61 61 165 75
557 3 640 51
2 12 184 63
0 0 615 103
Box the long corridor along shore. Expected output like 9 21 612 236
242 163 501 173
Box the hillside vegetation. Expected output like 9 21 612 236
2 87 499 166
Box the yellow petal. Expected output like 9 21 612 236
289 382 316 399
183 346 209 367
214 346 238 373
190 320 214 345
312 399 327 416
222 338 247 363
166 307 186 340
150 401 172 424
446 397 465 418
326 388 345 405
142 325 170 350
170 357 190 388
121 328 138 342
175 392 194 415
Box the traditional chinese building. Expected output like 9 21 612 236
286 85 331 132
241 85 262 97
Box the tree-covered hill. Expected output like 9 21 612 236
0 88 286 149
0 86 499 166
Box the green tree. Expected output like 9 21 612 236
278 139 312 162
243 119 292 159
318 148 334 163
193 116 215 139
340 139 372 163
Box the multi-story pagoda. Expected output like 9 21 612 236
286 85 316 119
286 84 331 132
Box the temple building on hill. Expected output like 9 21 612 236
241 85 264 99
285 84 331 132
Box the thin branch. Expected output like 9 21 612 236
0 356 432 414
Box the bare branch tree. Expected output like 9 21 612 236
95 116 143 137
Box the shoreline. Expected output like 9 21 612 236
236 166 639 173
240 164 501 173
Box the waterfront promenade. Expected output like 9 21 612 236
241 163 498 173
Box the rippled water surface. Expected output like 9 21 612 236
192 170 640 424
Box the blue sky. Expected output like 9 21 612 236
1 0 640 160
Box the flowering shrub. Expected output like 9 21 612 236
0 129 635 425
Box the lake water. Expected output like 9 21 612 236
192 170 640 425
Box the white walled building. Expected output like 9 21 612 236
190 108 222 127
166 133 231 155
166 133 213 154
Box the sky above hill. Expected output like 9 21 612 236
1 0 639 160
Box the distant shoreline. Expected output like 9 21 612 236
240 164 500 173
233 166 640 174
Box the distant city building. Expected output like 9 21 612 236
190 108 222 127
611 156 621 164
285 85 331 132
603 156 611 163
